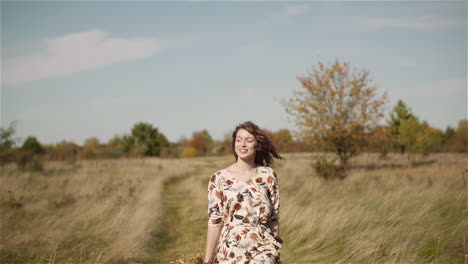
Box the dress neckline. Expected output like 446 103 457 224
223 166 260 185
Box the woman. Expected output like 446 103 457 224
204 121 285 264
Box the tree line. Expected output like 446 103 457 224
0 60 466 172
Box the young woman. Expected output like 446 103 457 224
204 121 285 264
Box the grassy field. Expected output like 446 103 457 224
0 153 466 264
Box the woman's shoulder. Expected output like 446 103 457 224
209 169 226 182
256 165 275 175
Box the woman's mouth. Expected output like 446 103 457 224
239 149 248 154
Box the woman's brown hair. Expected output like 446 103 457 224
231 121 285 166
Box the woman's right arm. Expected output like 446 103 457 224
205 173 224 263
204 225 222 263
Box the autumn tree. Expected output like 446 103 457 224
367 125 392 158
187 129 213 155
452 119 468 152
282 60 387 167
82 137 100 159
387 100 414 154
273 129 294 153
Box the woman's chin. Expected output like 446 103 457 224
237 154 255 162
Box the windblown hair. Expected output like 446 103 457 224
231 121 285 166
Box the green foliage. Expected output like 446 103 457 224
0 121 19 150
312 156 346 180
21 136 45 154
123 122 169 157
0 122 20 165
387 100 414 154
399 116 423 153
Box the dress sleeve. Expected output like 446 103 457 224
207 172 224 227
268 168 280 223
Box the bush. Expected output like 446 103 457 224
312 156 346 180
180 147 197 158
16 151 43 172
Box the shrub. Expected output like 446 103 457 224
15 150 43 172
180 147 197 158
312 156 346 180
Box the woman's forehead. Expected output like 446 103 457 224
236 128 255 138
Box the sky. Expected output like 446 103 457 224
1 1 467 145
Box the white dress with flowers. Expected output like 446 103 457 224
207 166 283 264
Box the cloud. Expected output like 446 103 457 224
2 29 160 86
355 15 466 31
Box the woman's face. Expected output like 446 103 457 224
234 128 257 161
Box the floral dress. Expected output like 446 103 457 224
207 166 283 264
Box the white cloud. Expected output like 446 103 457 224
355 15 466 31
2 29 160 86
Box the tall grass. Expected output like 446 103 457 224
1 153 466 263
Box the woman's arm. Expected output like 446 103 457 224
268 219 279 238
204 225 222 263
268 168 280 238
205 172 224 262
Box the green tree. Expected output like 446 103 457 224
21 136 45 154
282 59 388 168
387 100 414 154
0 121 19 150
0 122 19 165
399 116 423 153
442 126 455 151
125 122 169 157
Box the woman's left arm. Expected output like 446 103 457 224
268 168 280 238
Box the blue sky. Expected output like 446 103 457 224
1 1 467 145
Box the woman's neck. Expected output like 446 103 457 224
234 158 257 172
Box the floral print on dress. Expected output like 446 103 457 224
207 166 283 264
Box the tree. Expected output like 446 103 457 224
124 122 169 157
442 126 455 151
82 137 100 159
188 130 213 155
0 121 19 150
273 129 294 153
452 120 468 152
0 122 20 165
21 136 45 154
282 59 387 167
387 100 414 154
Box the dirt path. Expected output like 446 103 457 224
129 171 207 263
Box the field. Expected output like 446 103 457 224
0 153 466 264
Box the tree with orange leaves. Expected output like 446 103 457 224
282 60 388 167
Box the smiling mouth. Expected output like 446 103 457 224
239 149 248 153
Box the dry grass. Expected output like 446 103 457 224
0 153 466 264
